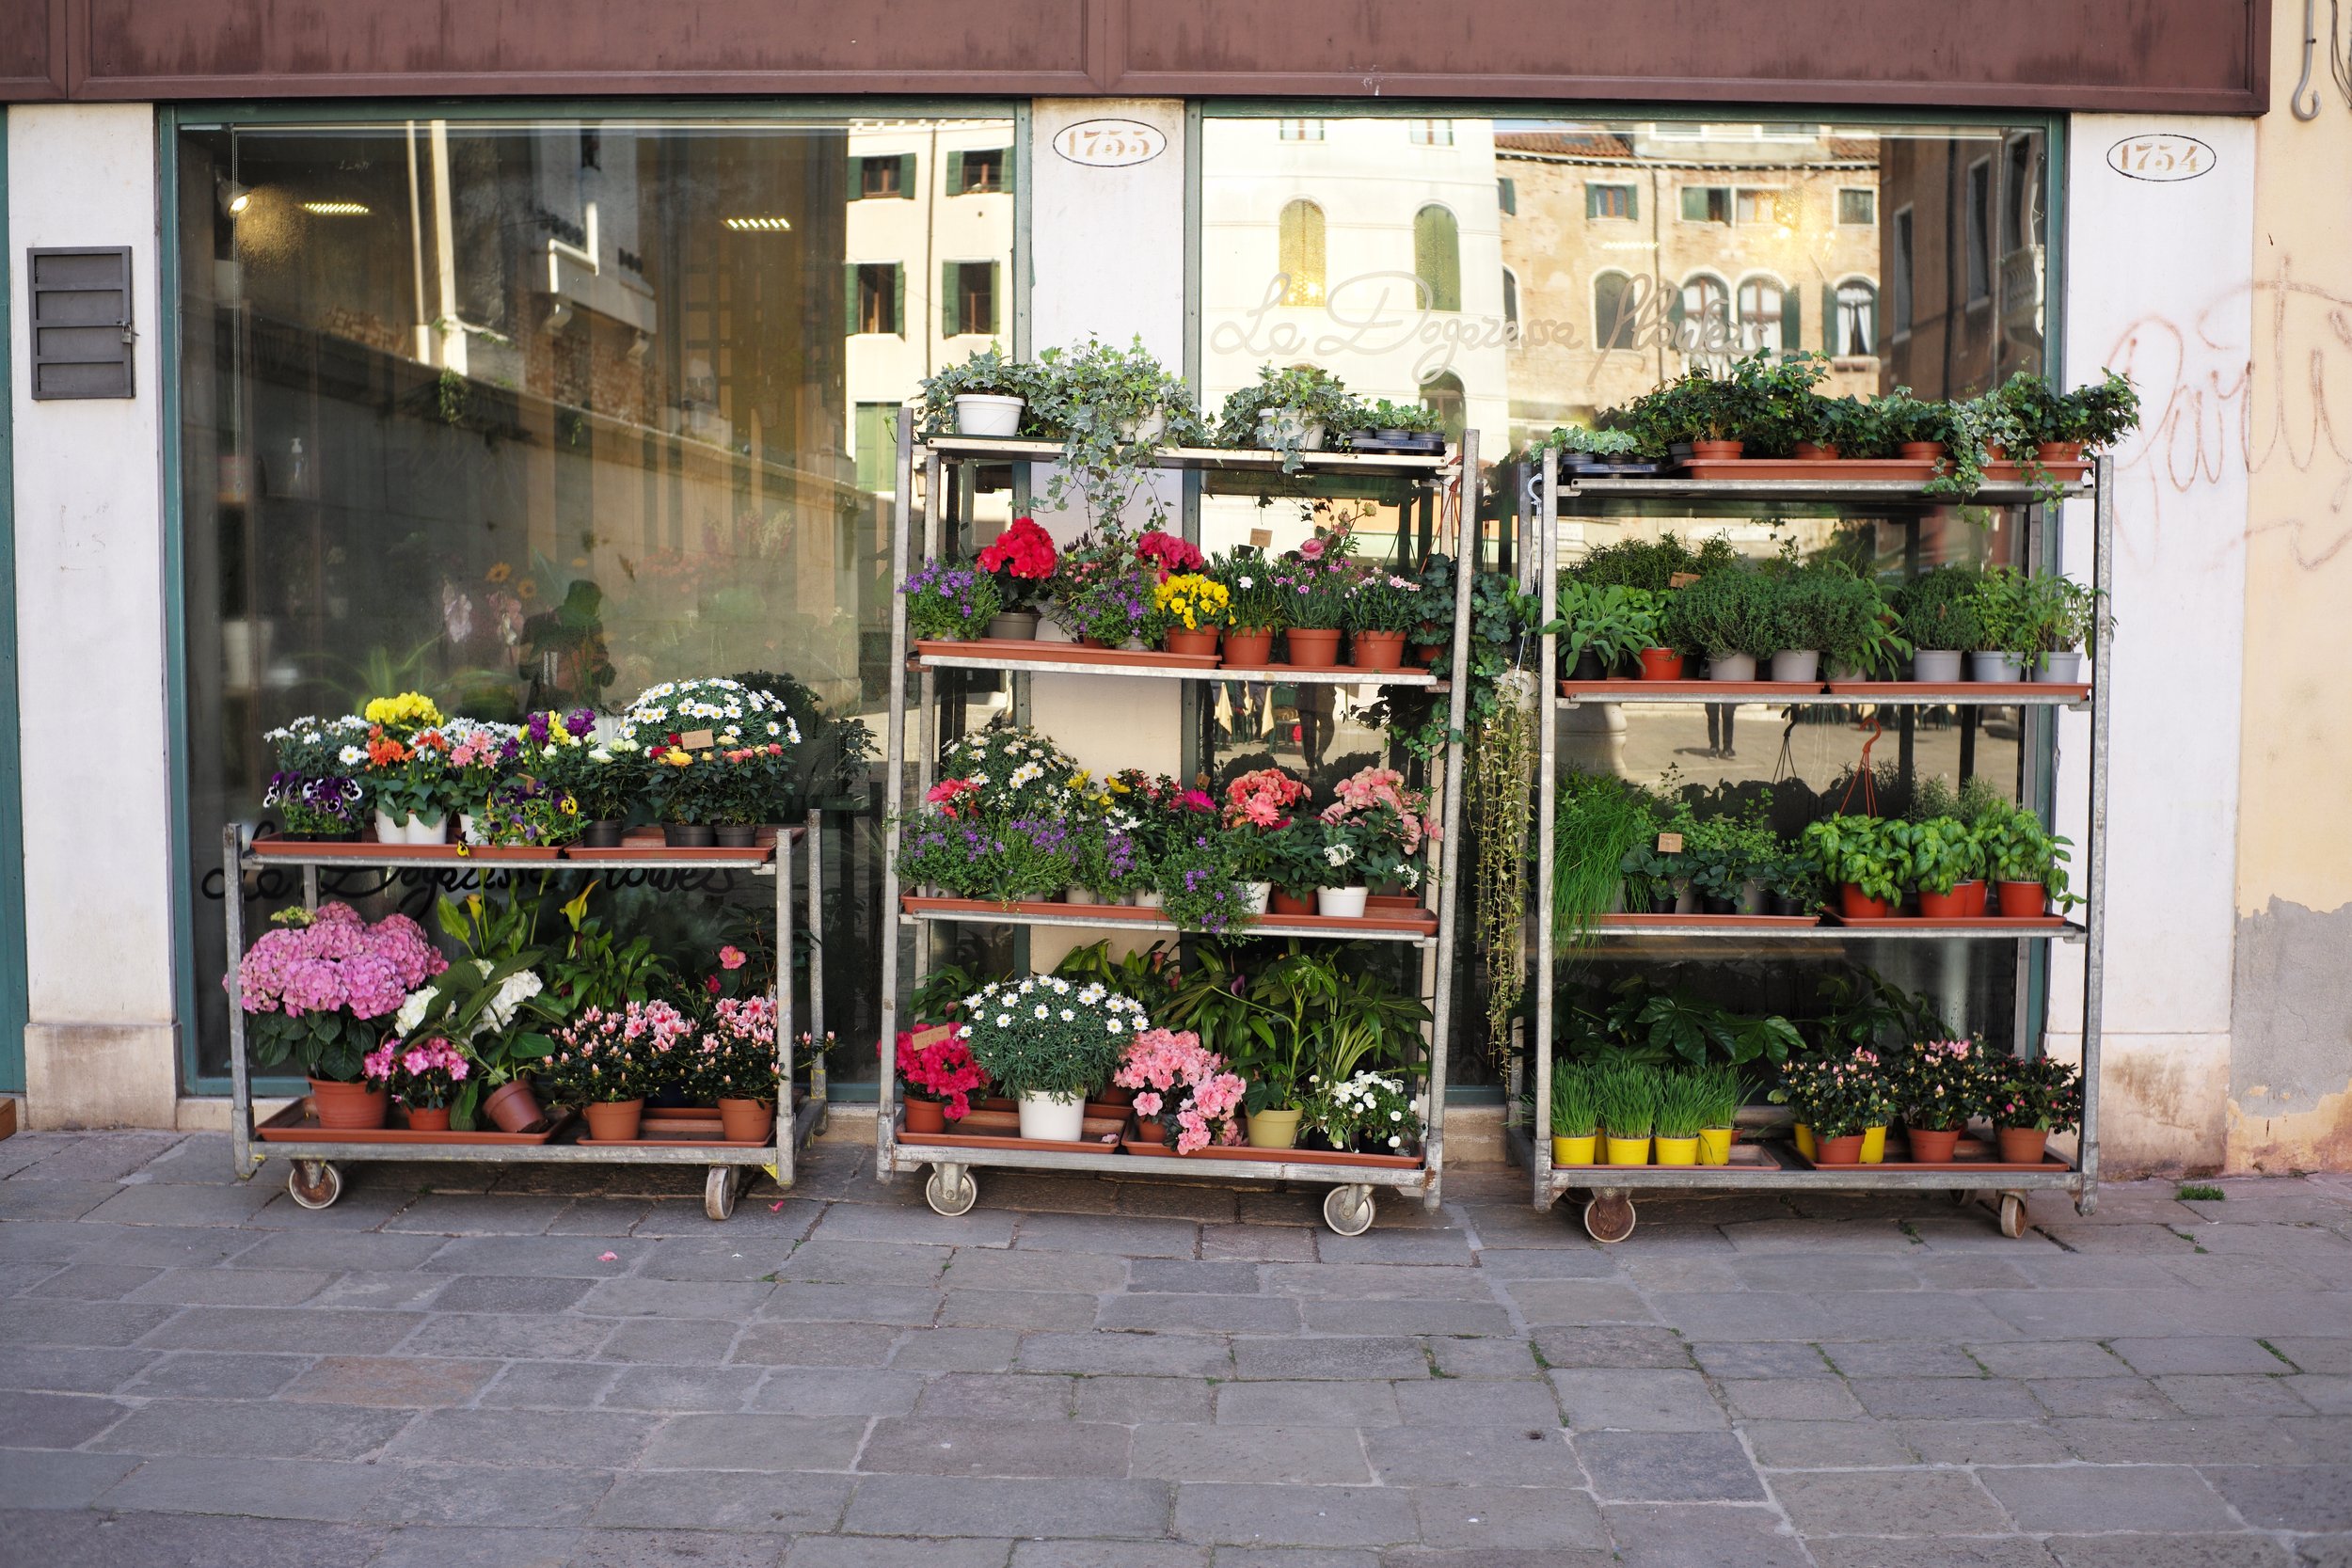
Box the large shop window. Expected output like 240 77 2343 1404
1199 114 2056 1083
173 113 1017 1085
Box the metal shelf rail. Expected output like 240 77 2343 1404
1507 451 2113 1243
875 412 1477 1234
223 816 829 1221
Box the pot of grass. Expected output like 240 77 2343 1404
1654 1069 1709 1165
1597 1063 1657 1166
1549 1062 1600 1166
1695 1064 1741 1165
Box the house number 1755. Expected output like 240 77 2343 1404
1053 119 1168 168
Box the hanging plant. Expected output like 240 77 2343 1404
1469 667 1537 1062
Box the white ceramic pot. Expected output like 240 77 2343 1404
1244 881 1273 915
458 813 485 847
1316 886 1371 918
1017 1091 1086 1142
1912 650 1963 682
1769 649 1820 683
1065 887 1101 907
1707 654 1757 682
954 393 1025 437
1132 891 1167 911
2035 651 2085 683
373 809 405 843
1123 409 1167 444
1970 651 2026 682
406 815 451 845
1256 411 1327 451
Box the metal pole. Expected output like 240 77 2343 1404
876 407 915 1178
805 806 827 1129
775 819 796 1188
224 825 255 1178
1422 430 1479 1208
1533 451 1559 1210
2077 457 2113 1212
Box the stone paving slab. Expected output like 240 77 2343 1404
4 1133 2352 1565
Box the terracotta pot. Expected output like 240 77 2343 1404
1982 442 2009 463
1165 628 1220 658
1691 439 1743 461
1133 1116 1168 1146
1794 442 1840 461
1097 1085 1136 1108
580 819 625 848
1956 880 1990 917
1917 887 1971 919
1349 630 1408 671
1997 880 2050 917
1222 628 1276 667
1270 889 1316 916
582 1099 646 1141
1900 441 1947 463
1996 1126 2050 1164
902 1095 946 1135
1413 642 1447 666
663 823 716 847
404 1105 452 1132
2037 441 2086 463
1284 628 1343 669
1636 647 1686 681
1906 1127 1963 1163
1813 1132 1866 1164
484 1078 545 1133
310 1078 389 1131
718 1098 775 1143
1840 884 1895 919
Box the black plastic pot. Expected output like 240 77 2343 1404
662 823 717 847
714 824 760 848
1568 650 1606 682
581 820 625 847
1767 892 1809 917
1701 895 1739 915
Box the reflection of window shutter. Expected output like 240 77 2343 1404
946 150 964 195
1667 287 1687 336
844 263 859 334
1821 285 1836 353
1003 150 1017 196
897 152 916 198
942 262 959 336
1498 177 1517 214
848 156 863 198
892 263 906 337
1781 290 1801 349
986 261 1002 334
1869 289 1881 351
1628 183 1639 221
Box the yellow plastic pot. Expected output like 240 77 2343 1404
1860 1125 1887 1164
1550 1133 1597 1166
1654 1135 1700 1166
1793 1123 1817 1160
1604 1133 1653 1166
1697 1127 1734 1165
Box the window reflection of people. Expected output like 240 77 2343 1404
1707 701 1738 760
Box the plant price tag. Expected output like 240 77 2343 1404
1249 528 1274 549
911 1024 955 1050
677 729 717 751
1668 572 1702 588
1657 832 1684 853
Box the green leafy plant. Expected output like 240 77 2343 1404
1901 816 1986 895
1029 337 1208 530
1215 364 1367 473
1556 582 1665 671
1796 392 1874 454
959 974 1143 1101
2018 573 2107 663
1571 531 1741 593
1051 939 1182 1020
1693 1063 1742 1132
1993 1054 2083 1133
917 343 1047 436
1685 808 1782 905
1978 801 2078 906
1539 425 1645 463
1771 1047 1897 1138
1595 1063 1657 1139
1654 1068 1713 1139
548 887 677 1017
1554 770 1657 947
1353 398 1445 435
1771 567 1877 661
1549 1061 1600 1137
2177 1182 2225 1202
1897 565 1987 654
1661 569 1778 660
1801 814 1905 905
1162 942 1425 1115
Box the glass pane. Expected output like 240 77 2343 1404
176 113 1016 1085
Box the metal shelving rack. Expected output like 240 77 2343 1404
875 412 1477 1234
223 816 829 1221
1507 452 2112 1242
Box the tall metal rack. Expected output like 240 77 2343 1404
875 412 1479 1234
1508 453 2111 1242
222 816 829 1221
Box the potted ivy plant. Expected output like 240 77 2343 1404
1541 424 1651 476
1345 397 1447 453
918 344 1041 438
1216 365 1365 473
959 974 1143 1141
1030 337 1208 531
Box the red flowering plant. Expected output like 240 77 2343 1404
1222 767 1308 883
1114 1027 1246 1153
899 1023 989 1120
1116 768 1221 861
977 515 1057 611
1135 530 1205 581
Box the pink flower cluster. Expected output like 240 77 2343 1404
707 994 776 1044
927 777 981 818
232 903 446 1022
1135 530 1205 579
1321 765 1438 853
1224 767 1306 831
1114 1028 1246 1154
363 1037 469 1106
900 1026 988 1118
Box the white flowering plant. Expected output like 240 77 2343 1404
957 974 1144 1102
624 678 801 825
263 714 373 780
1302 1070 1422 1155
934 725 1086 821
1211 546 1290 632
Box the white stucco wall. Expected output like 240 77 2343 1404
2049 114 2255 1171
8 104 181 1127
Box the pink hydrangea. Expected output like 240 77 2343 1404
231 903 450 1019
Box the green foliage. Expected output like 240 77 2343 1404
1692 1063 1743 1131
1801 814 1906 904
1554 770 1657 948
2177 1182 2225 1202
1684 806 1782 902
1215 364 1368 472
1556 582 1665 670
1548 1061 1600 1137
1653 1068 1714 1139
1595 1063 1658 1138
1355 398 1446 435
1772 1048 1897 1138
1977 801 2078 905
916 343 1047 435
1051 939 1182 1019
1613 349 1828 451
1538 425 1645 461
1899 816 1986 895
1028 337 1209 530
1559 976 1804 1070
1808 966 1951 1059
2017 573 2106 658
548 885 677 1018
1570 531 1741 593
1770 566 1877 661
1163 942 1426 1114
1469 673 1538 1059
1897 565 1987 653
1661 569 1778 660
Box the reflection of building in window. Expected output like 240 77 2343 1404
1414 204 1461 311
1874 130 2047 395
1278 119 1326 142
1736 275 1788 352
1680 185 1730 224
1891 206 1915 336
1278 198 1327 306
1734 188 1779 227
1502 266 1519 329
1421 371 1466 435
1677 274 1730 355
1586 182 1636 219
857 153 913 198
944 260 998 336
1593 270 1635 351
1964 158 1993 305
1408 119 1455 147
1839 188 1876 225
855 401 898 492
949 148 1006 195
1834 279 1878 356
2003 138 2039 251
852 262 903 335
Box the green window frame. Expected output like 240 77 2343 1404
1586 182 1636 220
855 151 916 199
946 148 1013 196
943 259 1001 337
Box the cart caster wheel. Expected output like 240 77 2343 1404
1951 1187 1975 1205
1323 1184 1376 1237
925 1164 977 1217
1582 1193 1636 1243
288 1161 342 1211
1997 1193 2026 1239
704 1166 740 1222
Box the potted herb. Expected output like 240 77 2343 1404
1345 397 1447 452
918 343 1041 438
1540 424 1650 476
235 903 449 1130
1800 814 1905 919
1979 801 2075 917
1897 815 1984 919
1652 1068 1709 1165
901 559 1003 642
1031 337 1207 530
1343 567 1424 672
1597 1063 1657 1165
2019 573 2105 683
1762 848 1826 919
1216 364 1364 473
960 974 1143 1141
1549 1061 1599 1165
1661 569 1777 681
1694 1063 1741 1165
1766 567 1873 685
1895 566 1984 682
976 516 1058 639
1116 1026 1247 1151
1970 567 2034 682
543 999 693 1142
1151 571 1231 658
1991 1054 2081 1164
1686 811 1780 914
898 1024 988 1134
1556 581 1664 680
1895 1037 1994 1164
1772 1048 1895 1164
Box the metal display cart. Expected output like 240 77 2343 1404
222 815 829 1221
1508 452 2111 1242
874 412 1478 1234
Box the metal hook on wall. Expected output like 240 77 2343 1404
2296 0 2324 118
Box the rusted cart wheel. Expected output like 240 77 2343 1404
1582 1192 1636 1243
287 1161 342 1211
705 1166 740 1222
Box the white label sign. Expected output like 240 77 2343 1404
1052 119 1167 168
2106 134 2215 182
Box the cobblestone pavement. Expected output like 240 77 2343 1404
2 1131 2350 1567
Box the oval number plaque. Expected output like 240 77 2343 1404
1052 119 1167 169
2106 134 2215 182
